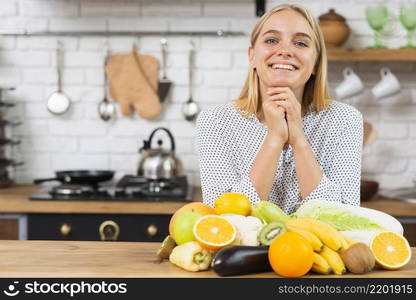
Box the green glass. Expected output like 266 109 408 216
365 5 389 48
399 5 416 48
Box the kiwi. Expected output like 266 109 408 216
156 235 177 261
258 222 287 246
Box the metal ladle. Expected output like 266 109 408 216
182 41 200 121
98 50 115 121
46 41 71 115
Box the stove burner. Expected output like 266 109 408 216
50 184 95 196
31 175 192 202
115 175 186 197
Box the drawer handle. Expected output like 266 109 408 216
99 220 120 241
147 224 158 237
60 223 72 237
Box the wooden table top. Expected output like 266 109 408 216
0 240 414 278
0 185 416 217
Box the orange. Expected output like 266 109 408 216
214 193 251 216
193 215 237 250
169 202 215 237
268 231 314 278
369 231 411 270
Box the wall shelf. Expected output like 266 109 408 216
327 48 416 62
0 30 245 37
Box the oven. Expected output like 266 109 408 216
27 173 191 242
28 213 171 242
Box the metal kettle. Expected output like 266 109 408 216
137 127 183 180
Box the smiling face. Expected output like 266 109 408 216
249 9 318 99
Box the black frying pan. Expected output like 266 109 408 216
33 170 114 185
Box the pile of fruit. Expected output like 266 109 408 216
156 193 412 277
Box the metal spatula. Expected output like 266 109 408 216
157 38 172 102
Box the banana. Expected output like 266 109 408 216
311 252 332 275
320 245 346 275
286 218 344 252
338 234 349 252
287 225 324 252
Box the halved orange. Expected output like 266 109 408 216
193 215 237 250
369 231 412 270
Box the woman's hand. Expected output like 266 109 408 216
266 87 307 148
262 91 288 146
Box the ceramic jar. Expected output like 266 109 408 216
319 9 350 48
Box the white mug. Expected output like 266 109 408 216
335 67 364 99
372 68 401 99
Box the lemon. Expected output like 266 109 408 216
214 193 251 216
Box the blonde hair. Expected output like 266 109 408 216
235 4 331 117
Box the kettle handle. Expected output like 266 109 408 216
146 127 176 152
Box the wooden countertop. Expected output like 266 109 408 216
0 240 414 278
1 185 416 216
0 185 200 215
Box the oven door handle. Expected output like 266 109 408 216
99 220 120 241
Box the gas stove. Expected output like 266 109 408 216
29 175 192 202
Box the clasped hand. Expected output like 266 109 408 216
262 87 306 148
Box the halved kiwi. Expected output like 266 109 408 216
258 221 287 246
156 235 177 261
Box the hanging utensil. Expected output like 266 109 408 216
182 41 200 121
47 41 71 115
98 48 115 121
157 38 172 102
363 121 378 148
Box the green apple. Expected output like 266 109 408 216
172 211 201 245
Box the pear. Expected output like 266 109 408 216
251 201 290 224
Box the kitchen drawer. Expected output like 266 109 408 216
0 214 27 240
28 213 171 242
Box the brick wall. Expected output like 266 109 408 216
0 0 415 189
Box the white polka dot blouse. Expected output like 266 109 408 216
196 100 363 214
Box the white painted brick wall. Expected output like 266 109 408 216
49 119 107 136
0 50 50 66
142 2 201 17
50 18 107 32
0 37 16 49
202 2 254 17
1 0 415 190
52 153 109 170
108 18 168 31
81 0 140 17
0 1 17 17
20 0 78 17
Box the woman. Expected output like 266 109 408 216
196 4 363 214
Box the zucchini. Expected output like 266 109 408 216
212 245 272 276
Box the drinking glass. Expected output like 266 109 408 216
399 5 416 48
366 5 389 48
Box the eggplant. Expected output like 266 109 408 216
212 245 272 276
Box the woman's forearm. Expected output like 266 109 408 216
249 134 285 201
292 138 323 199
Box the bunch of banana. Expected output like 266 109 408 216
286 218 356 275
